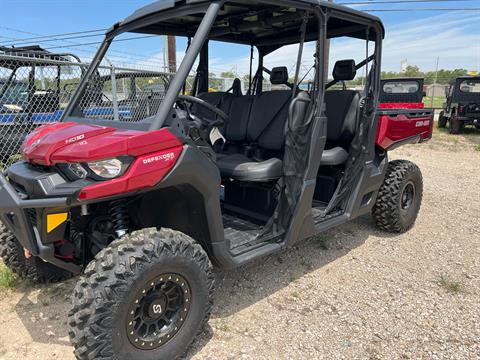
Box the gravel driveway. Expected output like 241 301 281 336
0 127 479 360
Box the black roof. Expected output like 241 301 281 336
114 0 384 47
454 76 480 82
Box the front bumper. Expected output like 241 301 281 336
0 169 82 273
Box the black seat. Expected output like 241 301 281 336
196 91 236 120
216 154 283 182
217 67 294 182
321 60 360 166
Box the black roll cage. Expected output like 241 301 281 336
447 76 480 103
62 0 384 130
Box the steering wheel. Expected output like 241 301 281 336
176 94 229 127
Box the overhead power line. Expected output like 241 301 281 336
0 26 166 67
2 33 106 47
42 35 158 50
0 28 107 46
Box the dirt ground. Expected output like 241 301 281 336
0 126 479 360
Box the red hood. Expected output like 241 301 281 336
21 122 182 166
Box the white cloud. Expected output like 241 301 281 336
125 10 479 76
330 10 479 72
218 10 479 75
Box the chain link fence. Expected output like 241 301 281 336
0 51 173 167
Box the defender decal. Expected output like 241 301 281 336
142 152 176 164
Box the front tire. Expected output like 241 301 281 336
372 160 423 233
0 223 72 283
68 228 215 360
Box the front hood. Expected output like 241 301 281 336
21 122 182 166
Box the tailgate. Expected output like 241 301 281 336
375 108 434 150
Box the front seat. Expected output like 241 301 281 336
321 59 360 166
216 154 283 182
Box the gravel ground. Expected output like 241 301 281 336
0 127 479 360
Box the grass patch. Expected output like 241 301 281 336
437 274 463 294
0 264 17 290
423 96 445 109
475 144 480 152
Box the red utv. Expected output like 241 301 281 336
376 78 434 149
0 1 432 359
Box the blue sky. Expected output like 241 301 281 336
0 0 478 75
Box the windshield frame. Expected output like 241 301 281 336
61 1 218 126
61 0 383 130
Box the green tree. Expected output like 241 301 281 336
220 71 235 78
403 65 423 77
424 69 468 85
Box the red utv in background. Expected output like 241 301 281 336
376 78 434 150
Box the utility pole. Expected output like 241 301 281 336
167 36 177 73
431 56 439 109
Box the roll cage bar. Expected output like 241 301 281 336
62 0 384 130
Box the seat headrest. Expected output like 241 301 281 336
231 78 242 96
270 67 289 85
333 60 357 81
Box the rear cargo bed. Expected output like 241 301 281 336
375 108 434 150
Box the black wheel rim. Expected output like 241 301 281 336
400 181 415 213
126 273 191 350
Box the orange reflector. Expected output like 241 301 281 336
47 213 68 233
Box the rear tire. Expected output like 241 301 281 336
450 116 461 134
437 111 447 128
372 160 423 233
68 228 215 360
0 223 72 284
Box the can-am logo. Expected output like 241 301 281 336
65 134 85 144
415 120 430 128
142 152 176 164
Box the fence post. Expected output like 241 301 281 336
109 63 120 121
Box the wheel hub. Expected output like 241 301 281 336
145 295 166 319
401 182 415 212
126 273 191 350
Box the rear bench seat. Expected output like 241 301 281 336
217 89 291 181
206 67 293 182
197 61 360 182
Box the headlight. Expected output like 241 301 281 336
67 163 88 179
87 158 129 179
58 157 132 181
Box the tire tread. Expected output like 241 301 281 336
0 223 71 283
68 228 214 360
372 160 423 233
